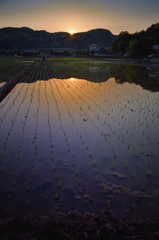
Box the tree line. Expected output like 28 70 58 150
112 23 159 58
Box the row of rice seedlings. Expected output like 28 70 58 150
0 81 26 126
25 81 41 203
0 62 34 114
79 78 158 156
6 67 45 211
17 84 38 179
0 61 31 84
0 61 19 83
55 79 102 193
50 64 71 79
2 67 36 151
67 78 159 199
48 80 74 199
0 74 38 214
1 62 158 216
50 80 85 197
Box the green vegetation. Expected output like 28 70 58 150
112 23 159 58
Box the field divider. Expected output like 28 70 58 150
0 61 36 102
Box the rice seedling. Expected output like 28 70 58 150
76 168 79 175
57 181 61 188
89 152 93 158
150 202 153 209
131 203 136 209
54 190 59 199
53 166 56 171
117 174 121 180
6 209 9 215
147 171 152 177
77 178 81 185
107 200 110 208
27 200 30 208
95 176 99 182
55 174 59 180
121 187 127 193
103 187 107 193
12 181 16 187
31 172 35 178
124 160 129 168
8 195 12 201
72 160 76 166
141 184 146 191
132 173 136 179
91 160 96 167
26 186 30 192
84 199 88 204
111 163 115 170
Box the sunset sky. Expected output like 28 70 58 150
0 0 159 35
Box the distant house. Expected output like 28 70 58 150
22 48 38 56
51 49 63 56
152 45 159 54
89 44 108 56
144 45 159 63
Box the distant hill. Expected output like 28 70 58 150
0 27 116 51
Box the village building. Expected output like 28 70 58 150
89 44 108 56
152 45 159 55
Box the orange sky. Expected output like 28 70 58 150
0 0 159 34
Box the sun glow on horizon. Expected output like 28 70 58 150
69 30 75 35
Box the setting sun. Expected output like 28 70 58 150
69 30 74 35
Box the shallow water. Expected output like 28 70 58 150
0 62 159 220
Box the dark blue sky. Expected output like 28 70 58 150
0 0 158 34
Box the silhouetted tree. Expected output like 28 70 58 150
126 37 154 58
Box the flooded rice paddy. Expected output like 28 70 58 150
0 61 159 220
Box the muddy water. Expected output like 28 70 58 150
0 63 159 220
